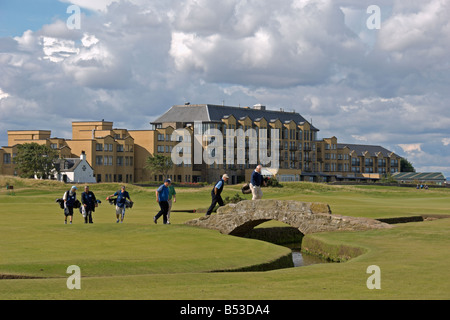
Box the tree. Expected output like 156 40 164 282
15 143 59 179
145 153 173 181
400 158 416 172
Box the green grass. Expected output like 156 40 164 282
0 177 449 299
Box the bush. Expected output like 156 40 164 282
224 192 245 204
266 177 283 188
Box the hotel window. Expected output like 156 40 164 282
50 143 58 149
96 143 103 151
157 145 164 153
95 156 103 165
158 134 165 141
117 156 123 166
117 144 124 152
290 152 295 161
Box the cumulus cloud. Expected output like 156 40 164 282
442 138 450 146
399 143 422 153
0 0 449 177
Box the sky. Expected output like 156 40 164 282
0 0 449 178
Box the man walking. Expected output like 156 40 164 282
206 174 229 216
81 185 97 224
154 179 171 224
63 186 78 224
107 186 132 223
250 165 265 200
167 179 176 224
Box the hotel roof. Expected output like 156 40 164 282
337 143 401 158
152 104 319 131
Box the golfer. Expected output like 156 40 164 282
63 186 78 224
250 165 265 200
81 185 97 224
154 179 171 224
205 174 229 216
167 179 176 224
107 186 132 223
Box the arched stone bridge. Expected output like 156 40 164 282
185 200 391 236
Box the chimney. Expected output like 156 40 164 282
80 151 86 161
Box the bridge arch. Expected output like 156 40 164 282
185 200 391 235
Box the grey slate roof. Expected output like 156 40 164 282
152 104 319 131
54 158 81 172
337 143 400 158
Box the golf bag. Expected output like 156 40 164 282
55 198 81 211
108 197 133 208
241 183 251 194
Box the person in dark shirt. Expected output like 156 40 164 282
63 186 78 224
154 179 171 224
81 185 97 224
250 165 265 200
107 186 132 223
206 174 229 216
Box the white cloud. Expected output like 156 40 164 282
442 138 450 146
60 0 119 12
398 143 422 153
81 33 99 48
352 135 368 142
0 89 9 100
379 0 450 52
41 37 79 63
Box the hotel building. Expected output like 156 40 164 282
0 103 402 184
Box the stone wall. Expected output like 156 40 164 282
185 199 391 236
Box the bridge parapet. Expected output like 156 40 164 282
185 200 391 236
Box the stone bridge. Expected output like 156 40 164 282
185 200 391 236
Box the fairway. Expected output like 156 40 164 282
0 177 449 300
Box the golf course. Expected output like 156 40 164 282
0 176 449 300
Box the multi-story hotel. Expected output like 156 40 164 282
0 103 402 184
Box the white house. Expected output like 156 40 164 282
54 151 96 183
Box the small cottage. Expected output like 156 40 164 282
54 151 96 183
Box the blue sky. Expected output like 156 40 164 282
0 0 449 178
0 0 72 37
